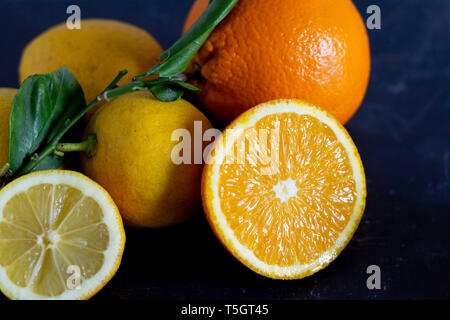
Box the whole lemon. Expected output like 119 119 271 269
0 88 18 168
19 19 162 117
81 91 213 228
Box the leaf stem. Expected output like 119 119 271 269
10 70 202 179
53 70 128 144
56 134 98 158
15 145 56 178
0 163 10 178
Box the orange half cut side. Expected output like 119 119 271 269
202 99 366 279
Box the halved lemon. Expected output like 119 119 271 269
202 99 366 279
0 170 125 299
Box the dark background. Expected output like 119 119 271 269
0 0 448 300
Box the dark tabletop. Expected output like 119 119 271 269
0 0 448 300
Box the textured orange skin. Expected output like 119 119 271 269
19 19 162 118
183 0 370 126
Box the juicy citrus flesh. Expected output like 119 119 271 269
202 100 366 279
0 170 125 299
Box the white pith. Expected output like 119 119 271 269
272 177 299 203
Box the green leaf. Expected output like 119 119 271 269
136 0 238 79
159 0 238 62
8 66 85 173
150 85 184 102
153 30 212 77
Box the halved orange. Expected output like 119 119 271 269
202 99 366 279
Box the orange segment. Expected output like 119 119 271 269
202 99 366 279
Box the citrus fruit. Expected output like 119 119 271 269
0 88 18 168
19 19 163 117
81 91 213 228
0 170 125 299
183 0 370 125
202 99 366 279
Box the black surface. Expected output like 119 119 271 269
0 0 449 300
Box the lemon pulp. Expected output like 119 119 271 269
0 170 125 299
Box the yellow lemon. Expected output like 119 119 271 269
0 170 125 299
0 88 18 169
81 91 213 228
19 19 162 117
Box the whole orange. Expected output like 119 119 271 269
183 0 370 125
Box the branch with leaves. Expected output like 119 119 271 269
0 0 238 186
